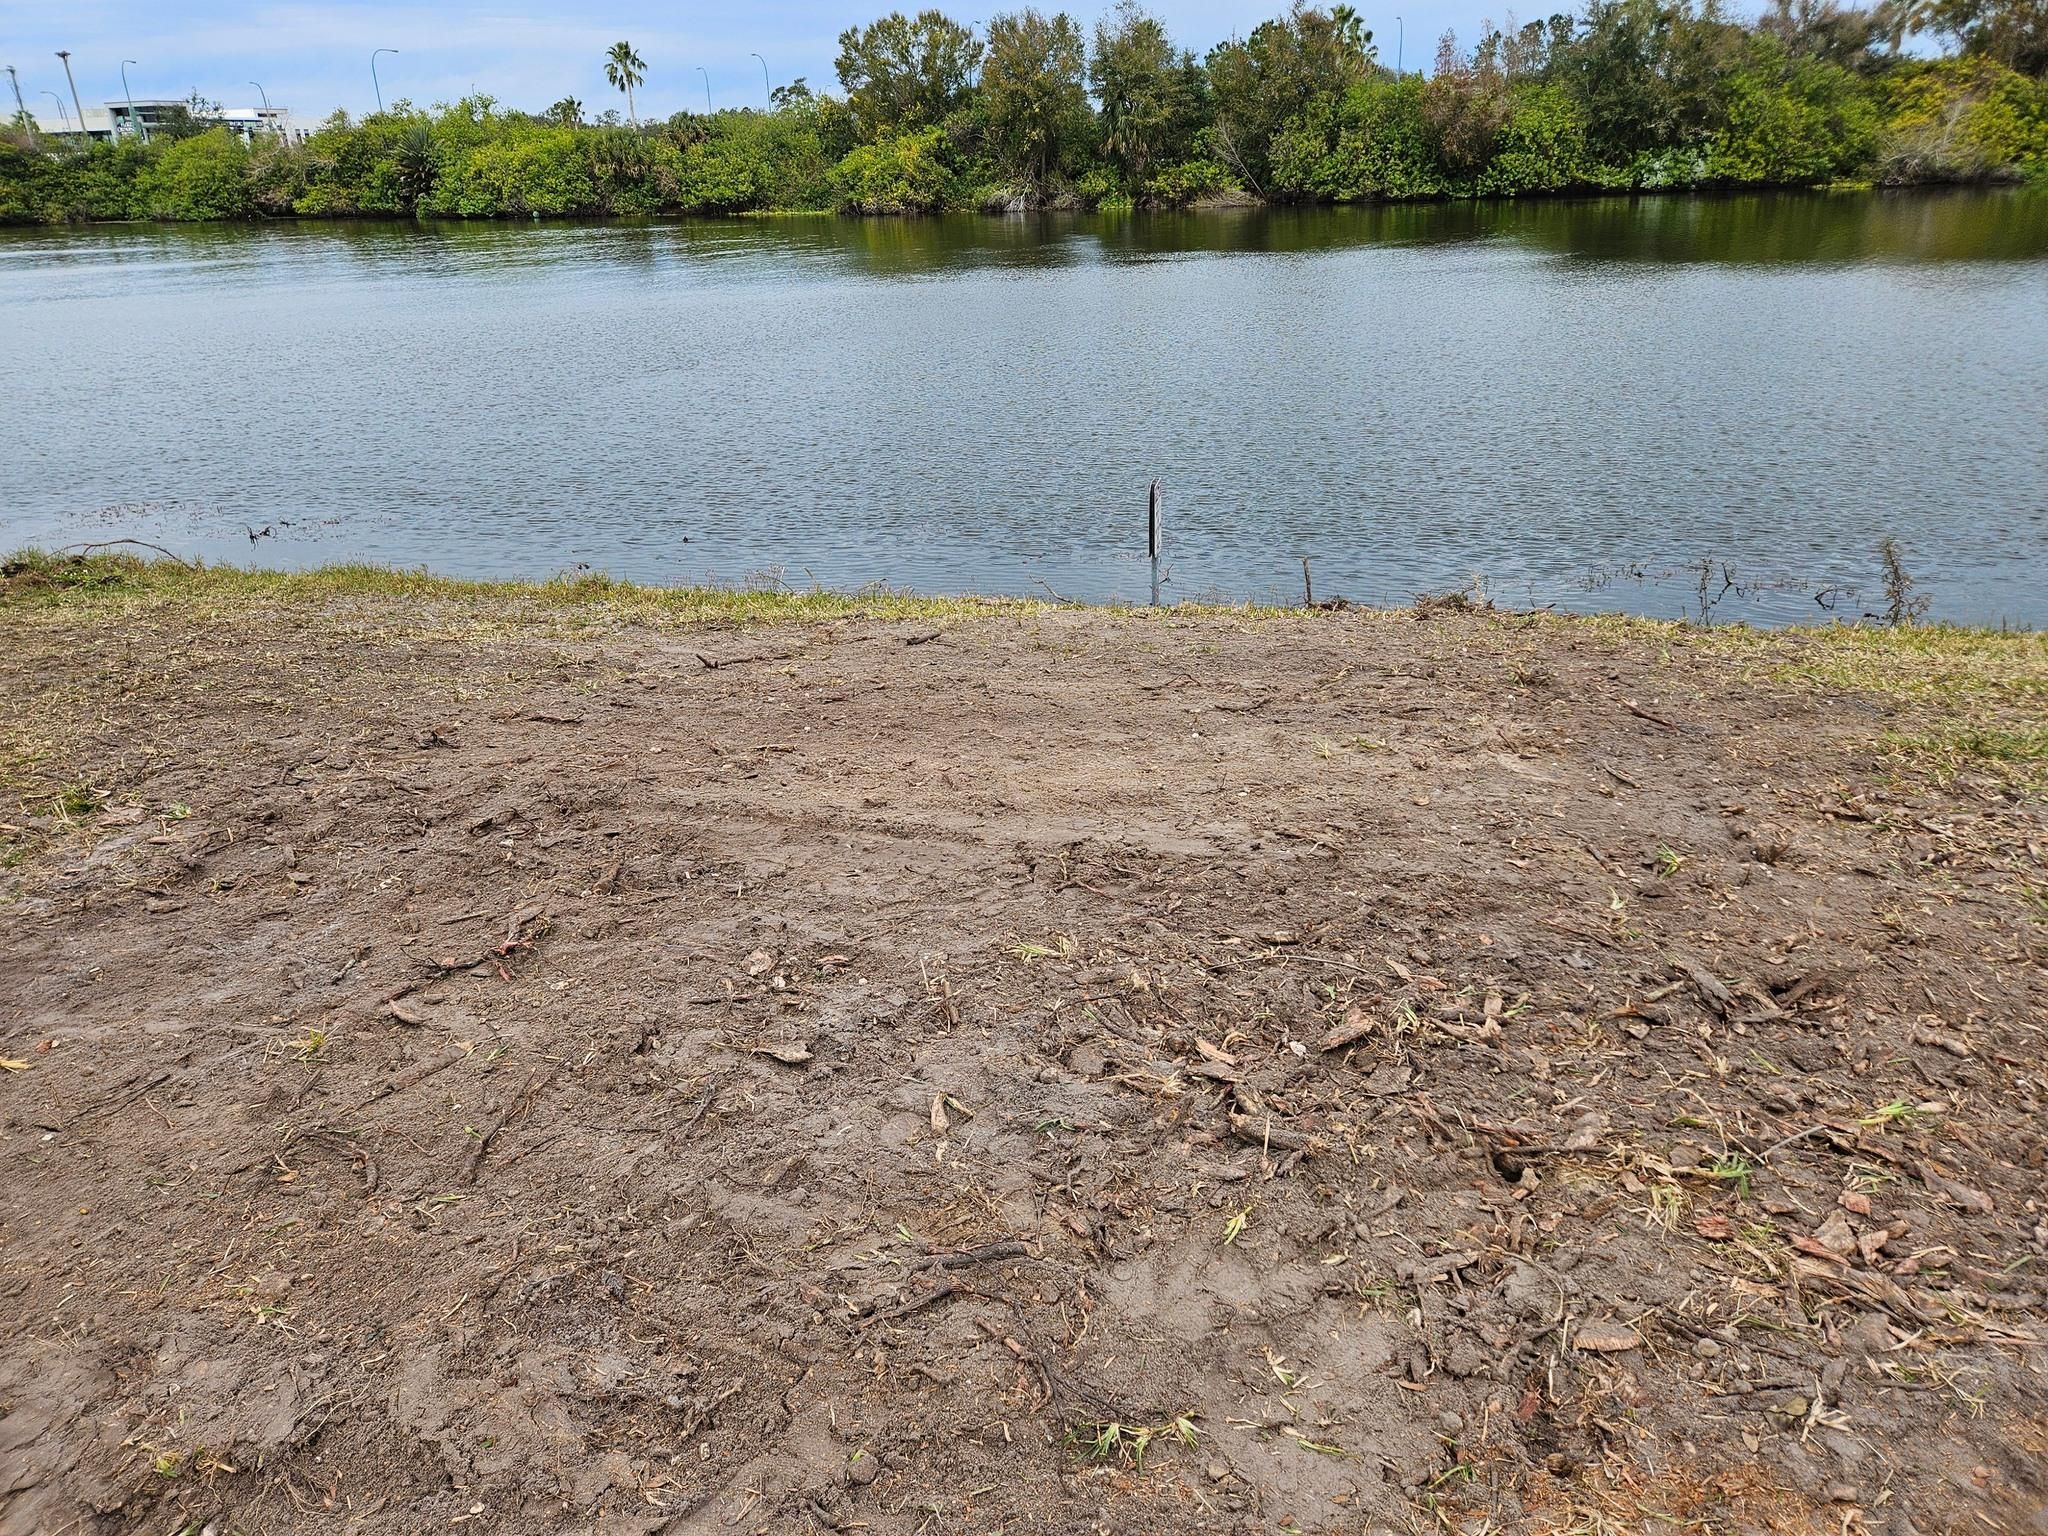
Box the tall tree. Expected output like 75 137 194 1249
1206 5 1373 191
982 8 1090 184
606 41 646 126
1330 4 1376 61
835 11 984 137
1929 0 2048 72
1091 2 1177 181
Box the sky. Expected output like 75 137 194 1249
4 0 1667 125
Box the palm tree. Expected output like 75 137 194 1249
1331 4 1374 63
605 41 646 125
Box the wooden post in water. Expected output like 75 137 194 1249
1148 480 1162 608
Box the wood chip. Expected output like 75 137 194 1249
1319 1008 1374 1051
1573 1322 1642 1353
753 1042 813 1065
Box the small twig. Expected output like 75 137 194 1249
679 1075 722 1132
860 1278 979 1328
909 1239 1032 1273
1753 1123 1831 1165
1624 700 1681 731
459 1068 557 1184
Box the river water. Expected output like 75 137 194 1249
3 192 2045 624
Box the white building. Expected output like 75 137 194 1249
28 100 308 145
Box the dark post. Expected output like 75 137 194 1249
1302 557 1313 608
1148 480 1162 608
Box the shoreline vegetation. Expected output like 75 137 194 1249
4 2 2046 225
6 544 2043 645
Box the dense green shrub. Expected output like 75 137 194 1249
137 128 254 218
1705 41 1879 184
830 128 955 211
1142 156 1239 204
1873 57 2048 181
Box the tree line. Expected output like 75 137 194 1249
3 0 2044 223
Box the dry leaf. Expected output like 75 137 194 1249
384 998 426 1026
931 1095 950 1134
744 949 774 977
0 1058 30 1072
753 1041 812 1065
1790 1234 1851 1266
1695 1213 1734 1241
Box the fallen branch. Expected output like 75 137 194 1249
59 538 193 567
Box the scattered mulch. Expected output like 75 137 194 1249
1 597 2044 1536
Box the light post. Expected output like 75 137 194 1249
1394 15 1404 75
751 52 769 104
249 79 281 140
696 66 711 114
43 89 69 132
56 50 88 145
4 66 30 139
371 48 397 114
120 59 146 142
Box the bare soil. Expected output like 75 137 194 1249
2 589 2045 1536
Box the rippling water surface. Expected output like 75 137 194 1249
4 191 2045 623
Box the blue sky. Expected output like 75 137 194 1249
6 0 1622 123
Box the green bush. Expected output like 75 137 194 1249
830 128 954 212
424 127 595 217
1271 80 1447 201
138 128 253 218
1477 84 1593 194
1141 156 1238 205
1705 42 1878 185
1874 58 2048 183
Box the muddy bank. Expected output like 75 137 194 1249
1 569 2044 1535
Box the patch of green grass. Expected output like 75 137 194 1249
1702 1154 1755 1200
1762 624 2048 707
1068 1413 1199 1472
54 780 100 819
0 548 1364 632
1881 722 2048 788
1858 1097 1926 1130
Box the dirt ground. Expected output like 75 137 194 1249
2 573 2045 1536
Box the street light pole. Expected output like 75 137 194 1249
120 58 146 142
43 90 69 129
751 52 769 104
250 80 281 140
1394 15 1404 75
696 66 711 114
56 50 88 146
4 66 30 140
371 48 397 115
